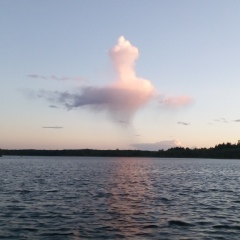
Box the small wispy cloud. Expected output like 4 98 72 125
214 118 228 123
233 119 240 122
159 95 192 108
177 121 190 126
49 105 59 108
118 120 130 124
42 126 63 129
28 74 45 79
27 74 84 82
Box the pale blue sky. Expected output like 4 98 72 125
1 1 240 150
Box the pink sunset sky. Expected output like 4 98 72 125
1 1 240 150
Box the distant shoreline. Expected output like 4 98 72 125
1 143 240 159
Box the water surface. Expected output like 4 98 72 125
0 156 240 239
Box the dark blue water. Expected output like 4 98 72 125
0 156 240 239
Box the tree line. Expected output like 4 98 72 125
1 142 240 159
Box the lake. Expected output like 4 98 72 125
0 156 240 239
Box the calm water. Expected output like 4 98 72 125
0 156 240 239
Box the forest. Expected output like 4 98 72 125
1 142 240 159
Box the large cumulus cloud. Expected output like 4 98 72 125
36 36 192 122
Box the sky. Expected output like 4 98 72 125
1 0 240 150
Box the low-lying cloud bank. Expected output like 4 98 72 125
132 139 182 151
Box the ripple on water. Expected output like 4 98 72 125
213 225 240 230
168 220 195 227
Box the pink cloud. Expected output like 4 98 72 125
34 36 192 123
159 95 193 108
42 36 156 122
